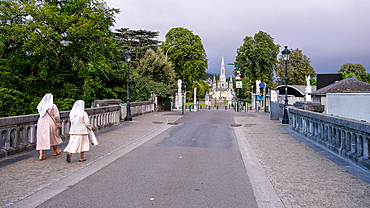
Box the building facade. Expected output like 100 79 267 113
209 55 235 102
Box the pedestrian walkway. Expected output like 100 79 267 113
0 112 182 207
1 110 370 207
234 112 370 208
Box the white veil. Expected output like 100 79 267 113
37 93 53 118
70 100 85 125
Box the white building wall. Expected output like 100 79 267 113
326 93 370 122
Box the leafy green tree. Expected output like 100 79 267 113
130 48 176 102
0 0 121 116
275 48 316 85
161 27 208 87
341 72 362 81
339 63 367 81
114 28 161 68
310 77 317 86
188 80 209 100
235 31 280 92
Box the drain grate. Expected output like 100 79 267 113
231 124 242 127
152 122 163 124
244 124 257 127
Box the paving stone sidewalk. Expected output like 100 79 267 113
0 112 182 207
235 112 370 208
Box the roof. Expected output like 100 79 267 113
310 76 370 95
275 85 317 97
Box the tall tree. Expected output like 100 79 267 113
130 48 176 102
338 63 367 81
161 27 208 87
235 31 280 92
0 0 121 116
114 28 161 68
275 48 316 85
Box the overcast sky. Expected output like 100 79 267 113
106 0 370 78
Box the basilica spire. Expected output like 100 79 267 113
221 53 225 68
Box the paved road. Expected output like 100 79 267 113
3 109 370 208
35 110 258 207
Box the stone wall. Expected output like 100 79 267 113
289 107 370 170
0 101 155 159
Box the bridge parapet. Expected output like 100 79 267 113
0 101 154 159
289 107 370 170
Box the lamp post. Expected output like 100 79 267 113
282 46 290 124
124 50 132 121
194 83 197 112
166 43 183 60
228 62 241 112
182 80 186 115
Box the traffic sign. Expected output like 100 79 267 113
235 74 241 80
259 82 266 87
236 81 242 88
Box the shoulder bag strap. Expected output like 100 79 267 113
46 110 57 123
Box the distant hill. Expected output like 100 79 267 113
201 72 214 80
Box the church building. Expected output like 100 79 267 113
209 55 235 102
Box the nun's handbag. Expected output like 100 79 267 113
89 131 98 145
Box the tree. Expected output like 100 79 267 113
114 28 161 68
130 48 177 102
275 48 316 85
235 31 280 92
341 72 362 81
310 77 317 86
0 0 121 116
338 63 367 81
161 27 208 87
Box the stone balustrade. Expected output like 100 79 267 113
0 101 155 159
289 107 370 170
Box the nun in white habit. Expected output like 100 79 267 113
64 100 92 162
36 93 63 161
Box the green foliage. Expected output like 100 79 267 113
341 72 362 81
0 0 123 117
188 80 209 100
131 48 176 101
114 28 161 68
310 77 317 86
0 88 27 117
161 27 208 87
276 48 316 85
339 63 367 81
235 31 280 92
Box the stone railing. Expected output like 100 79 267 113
289 107 370 170
0 101 155 159
119 101 155 120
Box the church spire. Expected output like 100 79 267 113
221 53 225 67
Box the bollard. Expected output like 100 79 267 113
225 106 227 110
200 106 202 109
208 106 210 110
189 106 191 112
217 106 219 110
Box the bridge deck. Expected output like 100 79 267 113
1 110 370 207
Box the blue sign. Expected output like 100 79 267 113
259 83 266 88
256 95 264 101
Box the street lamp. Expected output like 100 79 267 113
182 80 186 115
228 62 240 112
124 50 132 121
194 82 197 112
282 46 290 124
165 43 183 60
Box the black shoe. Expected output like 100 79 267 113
66 154 71 163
